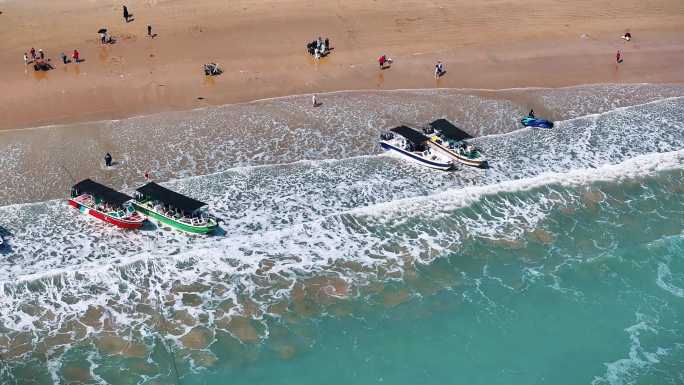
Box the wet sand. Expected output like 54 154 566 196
0 0 683 130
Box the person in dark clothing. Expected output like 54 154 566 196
123 5 129 22
105 153 113 167
324 38 330 50
147 25 152 37
529 109 535 117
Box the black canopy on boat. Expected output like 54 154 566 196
429 119 473 141
72 179 132 207
390 125 429 144
135 182 207 212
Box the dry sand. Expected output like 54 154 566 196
0 0 683 130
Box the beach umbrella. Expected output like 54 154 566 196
97 28 107 34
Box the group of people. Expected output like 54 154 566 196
23 47 81 71
306 36 331 60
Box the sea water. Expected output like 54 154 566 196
0 84 683 385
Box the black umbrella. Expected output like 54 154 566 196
97 28 107 34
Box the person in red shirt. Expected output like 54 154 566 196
72 49 80 62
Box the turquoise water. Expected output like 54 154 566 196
179 169 684 385
0 85 683 384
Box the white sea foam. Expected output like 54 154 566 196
656 262 684 298
0 84 683 383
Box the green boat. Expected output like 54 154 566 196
132 182 218 234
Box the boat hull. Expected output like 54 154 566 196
426 141 488 168
132 201 217 234
68 199 145 229
380 141 453 170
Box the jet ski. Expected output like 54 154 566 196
521 116 554 129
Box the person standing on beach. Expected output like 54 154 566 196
147 25 152 37
312 94 317 107
38 49 44 60
616 49 622 63
123 5 129 22
60 52 67 64
30 47 36 60
72 49 80 63
104 153 112 167
434 61 445 78
23 53 28 65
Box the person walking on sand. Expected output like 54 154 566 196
123 5 129 22
72 49 80 63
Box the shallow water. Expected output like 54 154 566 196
0 84 683 385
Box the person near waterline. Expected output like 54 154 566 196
104 153 113 167
529 109 535 118
434 61 445 78
123 5 129 22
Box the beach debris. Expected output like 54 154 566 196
204 63 222 76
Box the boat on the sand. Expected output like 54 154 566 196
132 182 218 234
423 119 488 168
68 179 145 229
379 125 454 170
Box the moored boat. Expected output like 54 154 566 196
424 119 488 168
379 125 454 170
132 182 218 234
68 179 145 229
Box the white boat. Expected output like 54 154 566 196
379 126 454 170
423 119 488 168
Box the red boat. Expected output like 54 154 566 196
69 179 145 229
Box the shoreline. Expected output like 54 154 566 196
0 81 679 133
0 0 683 130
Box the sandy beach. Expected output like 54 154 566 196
1 0 683 130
